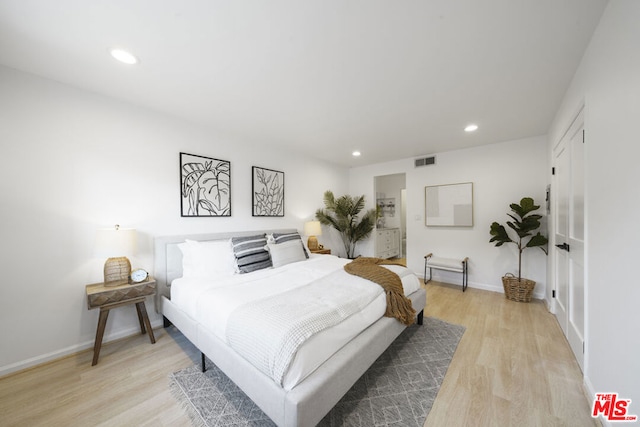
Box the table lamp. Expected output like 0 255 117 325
95 224 137 286
304 221 322 251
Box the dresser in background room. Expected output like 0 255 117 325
375 228 400 259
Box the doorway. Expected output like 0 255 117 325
374 174 406 258
553 107 586 371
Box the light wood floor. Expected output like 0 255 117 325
0 282 597 427
423 283 597 427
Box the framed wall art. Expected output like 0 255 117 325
180 152 231 217
425 182 473 226
252 166 284 217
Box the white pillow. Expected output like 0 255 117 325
178 239 236 278
266 239 307 268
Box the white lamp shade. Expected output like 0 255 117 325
95 226 137 257
304 221 322 237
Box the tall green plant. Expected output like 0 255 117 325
315 190 376 259
489 197 548 280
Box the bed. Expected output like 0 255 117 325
154 229 426 427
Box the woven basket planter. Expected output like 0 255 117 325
502 274 535 302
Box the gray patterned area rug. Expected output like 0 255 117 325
169 317 465 427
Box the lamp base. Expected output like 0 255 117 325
104 256 131 287
307 236 319 251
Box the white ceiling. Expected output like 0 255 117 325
0 0 607 167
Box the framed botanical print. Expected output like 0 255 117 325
180 152 231 217
252 166 284 217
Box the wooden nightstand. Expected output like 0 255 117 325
85 279 157 366
310 248 331 255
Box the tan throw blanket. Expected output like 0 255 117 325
344 257 416 326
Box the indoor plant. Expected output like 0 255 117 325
315 190 376 259
489 197 548 302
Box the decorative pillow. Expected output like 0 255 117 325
231 234 272 273
178 239 236 278
267 239 307 268
272 232 309 258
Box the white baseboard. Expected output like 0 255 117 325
421 274 546 300
0 319 164 378
583 375 607 426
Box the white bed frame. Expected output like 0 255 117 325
154 229 426 427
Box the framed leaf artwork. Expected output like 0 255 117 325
252 166 284 217
180 152 231 217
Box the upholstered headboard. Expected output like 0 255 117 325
153 229 298 312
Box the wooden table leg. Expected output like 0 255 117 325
92 308 110 366
135 301 156 344
135 302 146 334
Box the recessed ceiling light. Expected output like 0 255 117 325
109 48 138 65
352 151 361 157
465 124 478 132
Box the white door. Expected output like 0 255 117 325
554 140 570 335
553 108 586 371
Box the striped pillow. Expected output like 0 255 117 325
272 232 309 258
231 234 272 273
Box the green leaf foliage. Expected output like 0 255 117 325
489 222 513 246
489 197 548 280
526 232 549 254
316 190 376 258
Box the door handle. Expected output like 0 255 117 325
555 243 570 252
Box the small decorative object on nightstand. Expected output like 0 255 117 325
130 268 149 283
85 278 156 366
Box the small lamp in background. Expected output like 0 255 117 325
95 225 137 287
304 221 322 251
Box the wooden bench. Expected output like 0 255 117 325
424 253 469 292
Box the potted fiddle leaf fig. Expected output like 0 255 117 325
315 190 376 259
489 197 548 302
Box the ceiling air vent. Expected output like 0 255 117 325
415 156 436 167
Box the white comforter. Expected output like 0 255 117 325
171 255 420 390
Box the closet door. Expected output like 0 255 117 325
553 108 585 371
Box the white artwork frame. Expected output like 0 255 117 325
425 182 473 227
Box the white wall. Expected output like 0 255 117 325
547 0 640 415
0 66 348 374
350 136 548 295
